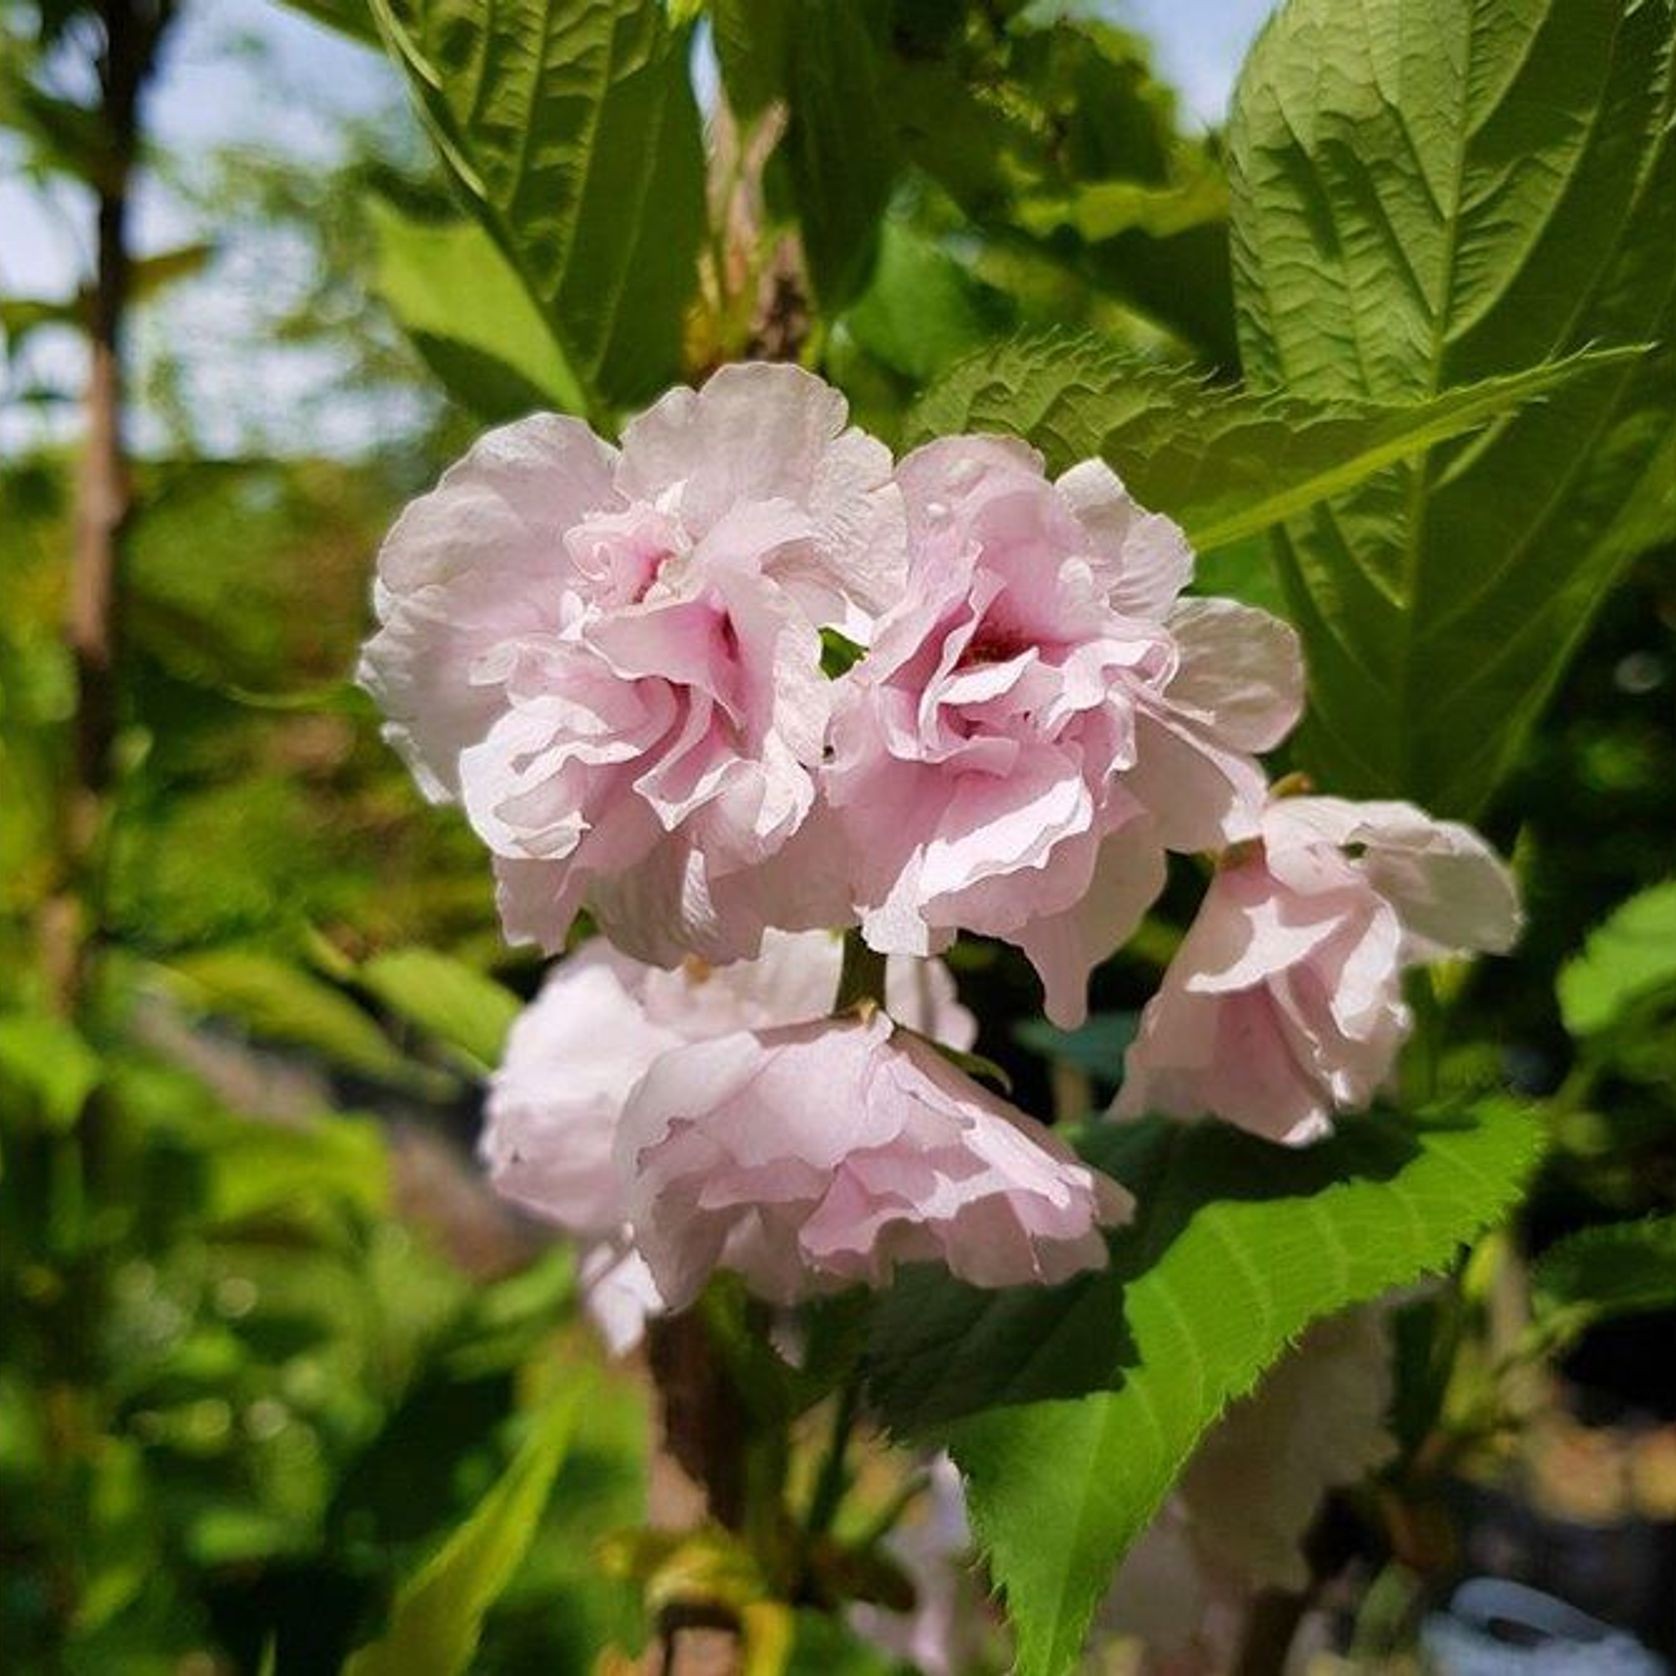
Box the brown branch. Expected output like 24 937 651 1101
642 1311 749 1676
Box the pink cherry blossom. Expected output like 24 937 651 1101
358 364 903 966
617 1010 1132 1309
825 437 1301 1028
481 932 974 1349
1115 796 1521 1143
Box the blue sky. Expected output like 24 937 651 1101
0 0 1275 453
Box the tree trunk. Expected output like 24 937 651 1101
45 0 153 1014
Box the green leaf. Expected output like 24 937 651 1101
909 333 1625 556
0 1013 100 1131
1557 880 1676 1037
159 949 420 1087
709 0 790 121
1015 170 1228 244
0 295 77 352
1531 1217 1676 1343
0 72 110 186
866 1100 1542 1676
126 242 215 304
356 947 521 1073
819 626 865 680
278 0 382 46
205 1111 390 1226
1014 1012 1137 1087
345 1378 585 1676
370 0 705 418
783 0 901 311
1227 0 1676 816
1 247 209 354
840 218 1016 387
367 199 583 418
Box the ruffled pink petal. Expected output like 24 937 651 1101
359 414 620 799
1055 456 1195 621
619 1015 1129 1308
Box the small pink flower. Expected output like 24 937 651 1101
481 932 973 1349
359 364 903 965
617 1011 1132 1308
825 437 1301 1028
1115 796 1520 1143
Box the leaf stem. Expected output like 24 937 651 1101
833 930 888 1015
803 1377 862 1540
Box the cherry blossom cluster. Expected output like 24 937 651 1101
359 363 1519 1322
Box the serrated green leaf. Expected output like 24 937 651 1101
356 947 521 1073
370 0 705 419
909 333 1623 557
345 1378 585 1676
1531 1217 1676 1343
367 199 582 418
866 1100 1542 1675
1228 0 1676 817
1557 880 1676 1037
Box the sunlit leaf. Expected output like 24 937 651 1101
345 1378 586 1676
159 949 420 1087
0 1012 100 1131
356 947 521 1074
367 200 582 418
1228 0 1676 815
910 333 1625 558
369 0 705 419
1557 880 1676 1038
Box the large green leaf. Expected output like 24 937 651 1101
1227 0 1676 816
1557 879 1676 1038
866 1101 1542 1676
909 333 1628 556
783 0 901 311
367 200 582 418
345 1378 585 1676
370 0 705 419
